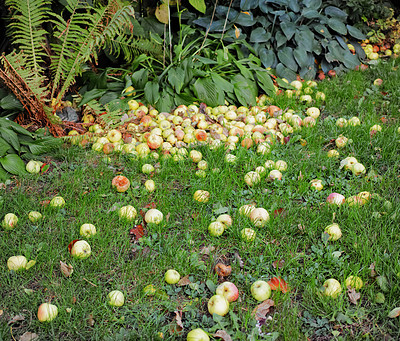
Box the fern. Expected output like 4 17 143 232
5 0 50 77
107 36 163 62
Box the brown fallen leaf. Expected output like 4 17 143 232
8 314 25 325
165 213 171 222
347 288 361 305
388 307 400 318
87 314 95 327
60 261 73 277
234 252 244 268
129 224 145 240
252 299 275 321
267 277 289 293
215 263 232 277
214 329 232 341
177 275 191 286
272 259 285 269
19 332 39 341
174 311 184 329
369 262 377 278
200 245 215 255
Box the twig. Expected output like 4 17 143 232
83 278 98 287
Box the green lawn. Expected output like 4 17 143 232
1 59 399 340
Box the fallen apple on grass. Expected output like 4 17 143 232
244 171 261 187
216 282 239 302
37 303 58 322
28 211 42 223
249 208 270 227
216 214 232 228
345 276 363 290
322 278 342 298
7 255 27 271
164 269 180 284
144 208 163 224
2 213 18 230
208 294 229 316
108 290 125 307
112 175 130 192
193 190 210 203
142 164 155 174
80 224 97 238
118 205 137 220
187 328 210 341
251 280 272 301
70 240 91 259
326 193 345 206
310 179 323 191
26 160 41 174
241 228 256 242
208 221 226 237
144 179 156 192
324 223 342 241
50 196 66 208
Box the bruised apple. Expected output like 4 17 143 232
112 175 130 192
38 303 58 322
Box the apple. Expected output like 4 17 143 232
198 160 208 170
345 195 365 207
196 170 206 178
224 154 237 163
37 303 58 322
239 204 255 217
216 214 232 228
144 209 163 224
118 205 137 220
2 213 18 230
164 269 180 284
70 240 91 259
373 78 383 86
80 223 96 238
208 221 226 237
327 149 339 158
187 328 210 341
315 91 326 101
142 284 157 296
50 196 66 208
351 163 366 176
269 170 282 180
264 160 275 169
112 175 130 192
108 290 125 307
300 95 312 104
370 124 382 132
216 282 239 302
241 228 256 242
348 117 361 126
26 160 41 174
28 211 42 223
306 107 320 119
147 134 163 150
189 150 202 163
336 118 347 128
290 80 302 90
92 142 104 152
249 208 270 227
193 190 210 203
341 157 358 170
207 295 229 316
335 135 348 148
326 193 345 206
310 179 323 191
142 164 155 174
128 99 139 111
7 255 28 271
145 179 156 192
275 160 287 171
251 280 272 301
244 171 261 187
107 129 122 143
324 223 342 241
345 276 363 290
322 278 342 298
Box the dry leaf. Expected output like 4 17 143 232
298 171 304 180
0 310 3 316
347 288 361 305
214 329 232 341
388 307 400 318
166 213 171 222
215 263 232 277
19 332 39 341
177 275 191 286
26 260 36 270
267 277 289 293
234 25 240 39
174 311 184 329
87 314 95 327
234 252 244 268
200 245 215 255
129 224 145 240
155 3 169 24
60 261 73 277
272 259 285 269
369 263 377 278
252 299 275 321
8 314 25 325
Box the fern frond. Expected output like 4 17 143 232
107 36 163 62
5 0 50 76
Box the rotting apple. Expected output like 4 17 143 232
244 171 261 187
26 160 41 174
112 175 130 193
216 282 239 302
107 129 122 143
306 107 320 119
326 193 345 206
144 179 156 192
142 164 155 174
251 280 272 301
2 213 18 230
207 294 229 316
144 209 163 224
239 204 256 217
269 169 282 180
310 179 323 191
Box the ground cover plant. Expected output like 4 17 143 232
1 59 400 340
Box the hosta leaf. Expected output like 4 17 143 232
211 73 234 93
240 0 259 10
233 60 254 81
324 6 347 20
259 49 277 68
276 31 287 48
276 63 297 82
99 92 119 105
0 119 33 137
352 41 366 59
0 154 27 175
299 66 316 80
236 11 254 26
303 0 322 9
232 74 257 107
28 137 62 155
168 67 185 94
0 127 20 152
277 47 298 72
327 18 347 35
189 0 206 13
0 94 23 111
301 8 321 19
295 27 314 51
312 24 331 38
250 27 271 43
131 69 149 89
0 137 11 157
293 48 310 68
157 89 174 112
155 3 169 24
144 81 160 105
347 25 366 40
280 21 297 40
0 165 10 181
287 0 300 12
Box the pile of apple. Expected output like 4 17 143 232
359 42 400 60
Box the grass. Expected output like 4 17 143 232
1 58 400 340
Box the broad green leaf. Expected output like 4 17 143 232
299 66 316 80
0 137 11 157
211 73 234 93
324 6 347 20
28 137 62 155
233 60 254 81
255 70 276 96
0 165 10 181
232 74 257 107
131 69 149 89
99 92 119 105
303 0 322 8
250 27 271 43
301 8 321 19
287 0 300 12
195 56 218 65
189 0 206 13
78 89 107 107
259 49 277 68
327 18 347 35
312 24 332 38
276 31 287 48
240 0 258 10
276 63 297 82
144 81 160 105
174 93 197 107
277 47 298 72
206 279 216 293
0 94 23 110
155 3 169 24
168 67 185 94
193 78 225 107
280 21 297 40
347 25 366 40
295 27 314 51
235 11 254 26
0 154 27 176
0 119 33 137
0 127 20 152
293 48 310 68
157 89 174 112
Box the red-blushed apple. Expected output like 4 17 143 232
324 223 342 241
164 269 180 284
187 328 210 341
50 196 65 208
147 134 163 149
193 190 210 203
345 195 365 207
144 209 163 224
269 169 282 180
244 171 261 187
249 208 270 227
107 129 122 143
310 179 323 191
118 205 137 220
108 290 125 307
28 211 42 223
241 228 256 242
111 175 130 193
37 303 58 322
80 223 96 238
208 221 226 237
335 135 348 148
345 276 363 290
216 214 232 228
326 193 345 206
70 240 91 259
216 282 239 302
7 255 27 271
323 278 342 298
336 118 347 128
207 294 229 316
2 213 18 230
251 280 271 301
